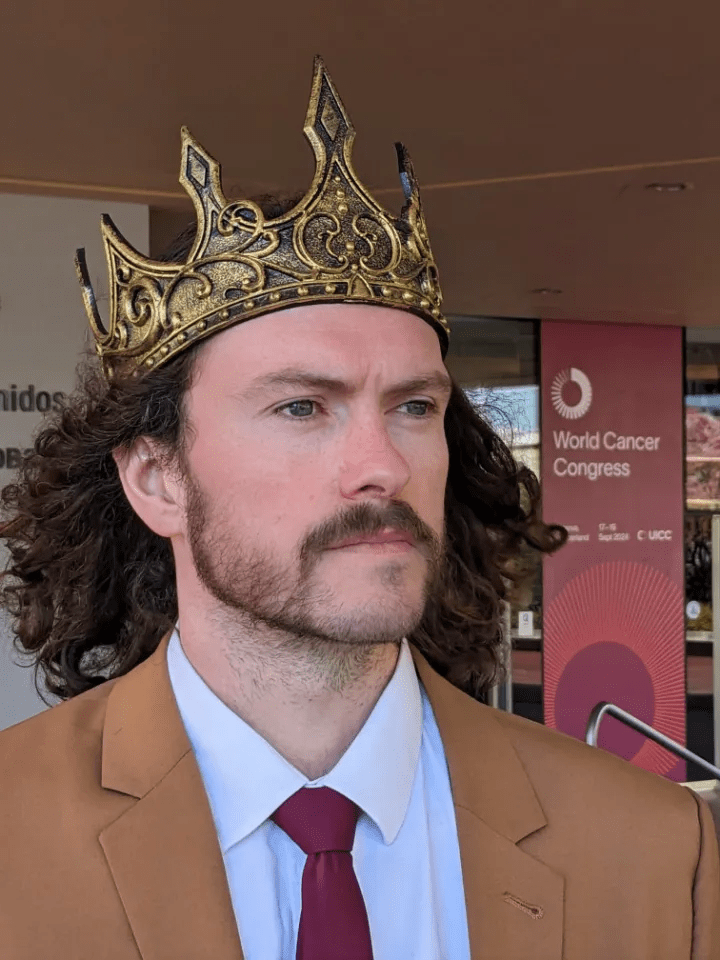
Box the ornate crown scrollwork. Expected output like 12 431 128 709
75 56 449 382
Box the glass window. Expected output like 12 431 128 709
686 328 720 636
444 317 541 641
684 327 720 776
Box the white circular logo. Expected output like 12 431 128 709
686 601 701 620
551 367 592 419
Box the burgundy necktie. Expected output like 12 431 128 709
271 786 374 960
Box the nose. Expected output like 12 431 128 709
337 415 412 501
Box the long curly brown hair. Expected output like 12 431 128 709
0 198 566 707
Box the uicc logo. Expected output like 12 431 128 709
551 367 593 419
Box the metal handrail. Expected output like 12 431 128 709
585 702 720 781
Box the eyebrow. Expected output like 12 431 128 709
238 366 454 402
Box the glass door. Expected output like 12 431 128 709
685 329 720 777
444 316 540 713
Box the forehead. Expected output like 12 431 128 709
195 303 446 389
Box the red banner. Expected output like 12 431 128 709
541 322 686 781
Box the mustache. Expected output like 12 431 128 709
304 501 433 555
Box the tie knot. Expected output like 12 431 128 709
271 786 360 855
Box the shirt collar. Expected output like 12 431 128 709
166 626 423 854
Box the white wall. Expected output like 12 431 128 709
0 194 148 731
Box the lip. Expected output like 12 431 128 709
330 529 415 549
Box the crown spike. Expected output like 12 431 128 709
303 56 356 181
395 141 425 231
395 143 418 203
100 213 177 286
74 248 107 337
178 127 228 262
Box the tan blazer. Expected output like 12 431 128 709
1 630 719 960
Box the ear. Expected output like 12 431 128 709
113 438 186 539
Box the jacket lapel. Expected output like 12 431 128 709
98 631 244 960
411 646 564 960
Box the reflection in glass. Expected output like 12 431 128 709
444 317 540 638
685 513 712 631
685 329 720 633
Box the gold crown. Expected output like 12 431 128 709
75 56 449 382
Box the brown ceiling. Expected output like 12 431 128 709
4 0 720 326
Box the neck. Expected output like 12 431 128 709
176 610 402 781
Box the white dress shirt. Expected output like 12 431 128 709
167 626 472 960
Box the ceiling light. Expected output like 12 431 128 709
644 182 689 192
531 287 563 296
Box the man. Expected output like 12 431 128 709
0 57 718 960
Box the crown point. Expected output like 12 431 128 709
304 55 354 166
395 141 422 212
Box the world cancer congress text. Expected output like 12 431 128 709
552 430 662 481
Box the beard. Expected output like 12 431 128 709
181 466 447 684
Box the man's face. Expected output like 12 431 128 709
176 303 451 652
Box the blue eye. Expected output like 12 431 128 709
273 399 439 420
276 399 318 419
403 400 439 418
